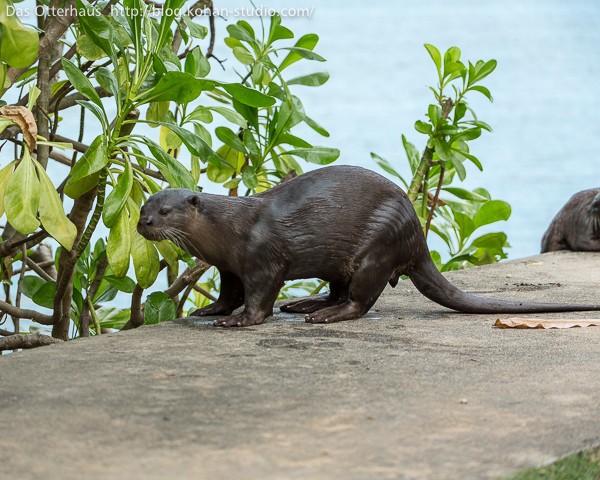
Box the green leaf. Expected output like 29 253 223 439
283 147 340 165
215 126 247 153
453 211 476 239
427 104 441 128
209 106 247 128
142 121 221 168
470 85 493 102
182 15 208 39
370 152 407 188
415 120 432 135
287 72 330 87
442 187 488 202
232 99 259 131
140 72 211 104
103 275 135 293
186 105 213 123
304 115 329 137
64 171 100 199
21 276 45 299
0 2 39 69
424 44 442 74
470 59 497 85
0 160 15 217
35 161 77 249
95 67 119 99
473 200 511 228
451 127 481 143
470 232 507 250
131 230 160 289
144 291 177 325
241 165 259 189
142 137 198 189
433 138 452 162
32 281 56 309
106 208 131 277
279 34 319 70
221 83 276 108
62 58 104 108
76 34 106 61
226 23 255 44
68 135 109 183
146 101 170 124
232 46 254 65
75 0 117 63
4 152 40 234
280 47 325 62
402 135 421 174
103 159 133 228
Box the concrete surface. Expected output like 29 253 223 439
1 251 600 480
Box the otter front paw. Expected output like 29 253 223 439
189 303 233 317
213 314 265 327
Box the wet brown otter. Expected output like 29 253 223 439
138 166 600 327
541 189 600 253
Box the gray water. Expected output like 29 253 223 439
3 0 600 332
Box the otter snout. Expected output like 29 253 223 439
137 213 156 238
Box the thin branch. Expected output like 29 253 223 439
25 257 55 282
120 285 145 330
0 231 48 258
425 165 445 238
0 333 63 351
0 300 54 325
165 260 210 298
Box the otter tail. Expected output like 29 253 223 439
408 255 600 313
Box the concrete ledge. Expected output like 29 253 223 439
1 251 600 479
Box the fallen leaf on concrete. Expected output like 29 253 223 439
0 105 37 150
494 318 600 329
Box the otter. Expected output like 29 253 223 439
541 189 600 253
137 166 600 327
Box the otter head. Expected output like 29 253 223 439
589 192 600 234
137 189 202 248
589 192 600 217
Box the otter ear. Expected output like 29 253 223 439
186 194 202 210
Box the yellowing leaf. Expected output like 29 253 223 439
35 160 77 250
0 160 15 217
106 208 131 277
4 151 40 234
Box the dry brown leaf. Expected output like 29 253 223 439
0 105 37 150
494 318 600 329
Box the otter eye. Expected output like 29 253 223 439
159 207 172 216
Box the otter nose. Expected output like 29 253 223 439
138 215 154 227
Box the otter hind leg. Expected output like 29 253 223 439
305 256 391 324
189 271 244 317
280 282 349 313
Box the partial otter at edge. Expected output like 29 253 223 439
137 166 600 327
541 189 600 253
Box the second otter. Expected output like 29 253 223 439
541 189 600 253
